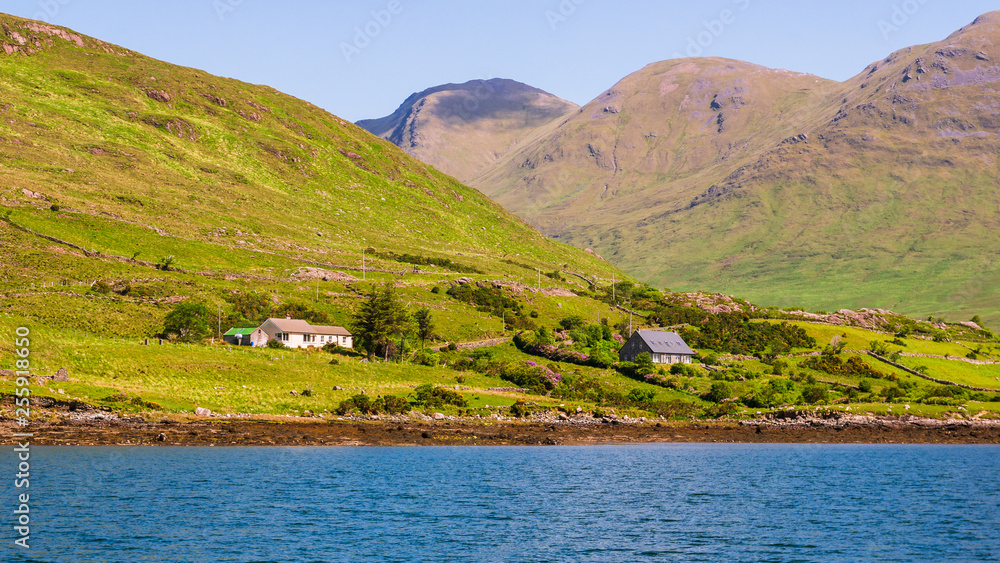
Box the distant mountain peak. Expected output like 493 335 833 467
357 78 578 181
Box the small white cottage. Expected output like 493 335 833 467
255 317 353 349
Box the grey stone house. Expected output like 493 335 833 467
618 330 695 364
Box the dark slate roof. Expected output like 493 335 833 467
635 331 695 355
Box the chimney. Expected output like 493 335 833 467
286 315 291 320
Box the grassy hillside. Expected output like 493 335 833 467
466 14 1000 327
0 16 610 281
0 14 996 424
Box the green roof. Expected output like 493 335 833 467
224 327 257 336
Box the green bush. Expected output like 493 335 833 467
509 400 536 418
743 379 799 408
91 281 112 294
413 349 439 367
266 339 286 349
162 302 211 343
801 355 887 379
704 381 734 403
559 315 586 330
413 384 467 408
883 385 907 401
801 384 829 404
335 394 412 416
336 394 374 415
487 361 562 394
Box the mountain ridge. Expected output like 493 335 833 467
369 13 1000 325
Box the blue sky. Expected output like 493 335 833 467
6 1 999 121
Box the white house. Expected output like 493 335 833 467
618 330 694 364
255 317 353 349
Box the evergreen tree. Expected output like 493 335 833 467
351 282 409 360
414 307 434 349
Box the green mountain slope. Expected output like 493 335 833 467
1 14 996 424
464 13 1000 326
356 78 578 182
0 15 608 280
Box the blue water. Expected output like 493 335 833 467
2 444 998 562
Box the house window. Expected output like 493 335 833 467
303 334 314 343
277 333 289 342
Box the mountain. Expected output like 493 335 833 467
0 14 612 292
356 78 578 182
463 13 1000 325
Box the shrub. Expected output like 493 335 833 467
335 394 374 415
883 385 907 401
801 384 829 404
378 395 412 415
335 394 412 416
266 339 286 349
413 349 439 367
162 302 211 343
412 384 467 408
91 281 112 294
487 361 562 394
704 381 734 403
509 400 536 418
681 314 816 355
559 315 586 330
801 355 887 379
743 379 799 408
448 342 458 351
626 388 656 404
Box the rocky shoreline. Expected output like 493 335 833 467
2 411 999 446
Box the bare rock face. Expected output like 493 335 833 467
53 367 69 382
146 89 171 103
194 407 212 416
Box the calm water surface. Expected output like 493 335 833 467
3 444 998 562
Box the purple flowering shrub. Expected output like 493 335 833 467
514 330 618 368
488 360 563 394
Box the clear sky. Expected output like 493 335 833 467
5 1 998 121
